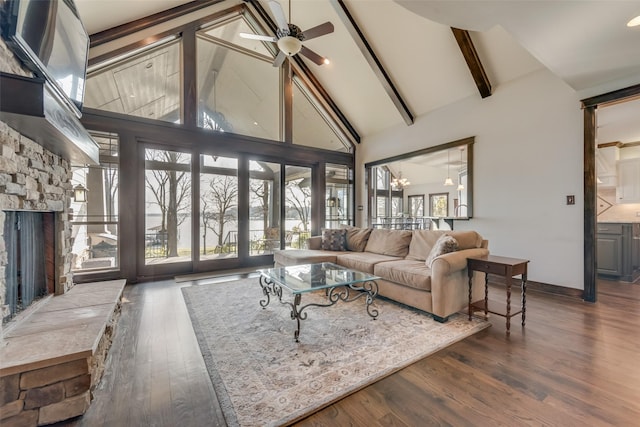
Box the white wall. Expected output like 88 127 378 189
357 69 584 289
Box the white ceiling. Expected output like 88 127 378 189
75 0 640 144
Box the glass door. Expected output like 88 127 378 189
144 147 192 266
284 165 312 249
325 164 353 229
249 161 281 255
199 155 239 260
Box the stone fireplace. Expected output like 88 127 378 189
0 119 75 340
0 35 123 427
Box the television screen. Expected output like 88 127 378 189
2 0 89 118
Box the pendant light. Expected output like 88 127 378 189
443 149 454 186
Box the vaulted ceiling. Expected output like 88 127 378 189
76 0 640 143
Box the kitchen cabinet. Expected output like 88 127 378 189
616 159 640 203
597 222 640 282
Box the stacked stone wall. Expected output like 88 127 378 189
0 121 75 315
0 360 91 426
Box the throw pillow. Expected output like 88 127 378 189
425 234 459 267
321 228 347 251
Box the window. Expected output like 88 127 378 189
293 76 351 152
376 167 388 190
249 160 281 255
285 166 312 248
79 4 356 280
85 39 182 123
408 195 424 217
144 148 192 264
197 17 280 140
429 193 449 217
70 132 119 272
200 155 239 259
391 196 403 217
325 164 352 228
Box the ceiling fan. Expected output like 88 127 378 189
240 0 334 67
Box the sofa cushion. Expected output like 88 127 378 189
406 230 447 261
344 226 373 252
336 252 402 274
274 249 339 266
374 260 432 291
425 234 459 267
364 229 412 257
322 228 347 251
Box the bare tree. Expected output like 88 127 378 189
250 179 270 233
145 150 191 257
104 164 118 234
286 179 311 231
201 197 213 254
202 174 238 249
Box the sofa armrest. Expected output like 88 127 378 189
431 247 490 274
429 247 490 318
308 235 322 250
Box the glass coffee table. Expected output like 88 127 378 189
257 262 380 342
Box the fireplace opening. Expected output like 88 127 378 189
3 211 55 323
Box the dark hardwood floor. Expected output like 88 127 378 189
64 276 640 427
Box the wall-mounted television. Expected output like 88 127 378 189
1 0 89 118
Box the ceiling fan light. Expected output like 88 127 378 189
277 36 302 56
627 15 640 27
323 57 330 65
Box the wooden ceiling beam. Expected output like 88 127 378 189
451 28 492 99
89 0 224 47
330 0 414 126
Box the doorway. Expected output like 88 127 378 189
582 84 640 301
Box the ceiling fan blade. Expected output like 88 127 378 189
239 33 277 42
268 0 290 34
272 50 286 67
302 22 334 41
300 45 327 66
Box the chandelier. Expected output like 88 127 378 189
391 172 410 190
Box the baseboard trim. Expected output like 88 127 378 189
488 277 583 300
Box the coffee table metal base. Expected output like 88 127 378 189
258 275 379 342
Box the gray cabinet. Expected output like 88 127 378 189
597 224 623 276
616 159 640 203
597 223 640 281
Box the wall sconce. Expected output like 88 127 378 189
73 184 88 202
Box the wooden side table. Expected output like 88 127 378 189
467 255 529 334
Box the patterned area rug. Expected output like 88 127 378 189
181 277 489 427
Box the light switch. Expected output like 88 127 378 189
566 195 575 205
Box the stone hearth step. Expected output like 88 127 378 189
0 279 126 426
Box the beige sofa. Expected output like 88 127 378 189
273 227 489 322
